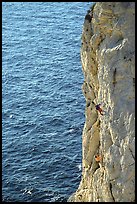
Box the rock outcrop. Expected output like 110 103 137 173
68 2 135 202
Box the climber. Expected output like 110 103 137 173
95 154 102 162
95 104 104 115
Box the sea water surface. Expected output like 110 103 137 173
2 2 93 202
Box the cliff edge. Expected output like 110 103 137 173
68 2 135 202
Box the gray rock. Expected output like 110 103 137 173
68 2 135 202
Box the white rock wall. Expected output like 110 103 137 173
68 2 135 202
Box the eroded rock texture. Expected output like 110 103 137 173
68 2 135 202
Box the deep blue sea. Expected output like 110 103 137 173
2 2 93 202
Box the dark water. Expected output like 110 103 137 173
2 2 93 202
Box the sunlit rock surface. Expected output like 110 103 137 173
68 2 135 202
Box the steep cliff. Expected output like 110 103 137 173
68 2 135 202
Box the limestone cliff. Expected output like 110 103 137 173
68 2 135 202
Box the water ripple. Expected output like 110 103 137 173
2 1 93 202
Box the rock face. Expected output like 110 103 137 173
68 2 135 202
